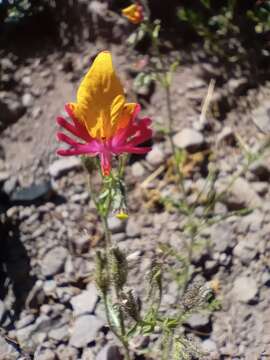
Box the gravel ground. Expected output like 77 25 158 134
1 24 270 360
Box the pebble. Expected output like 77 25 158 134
22 93 34 107
131 162 145 177
230 177 261 208
56 345 79 360
146 145 165 166
0 335 19 359
49 157 81 178
69 315 104 348
49 325 69 342
108 216 126 233
232 276 258 303
126 218 141 237
252 102 270 133
96 343 122 360
185 313 210 330
70 283 99 316
211 222 236 253
11 181 53 204
40 246 68 277
173 128 204 151
37 348 56 360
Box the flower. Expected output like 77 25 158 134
122 3 144 24
56 51 152 176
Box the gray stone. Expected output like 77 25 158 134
131 162 145 177
173 128 204 151
201 338 218 353
11 181 53 204
81 348 95 360
69 315 104 348
96 343 122 360
49 157 81 178
0 95 24 130
230 177 261 208
0 334 19 360
232 276 258 303
146 145 165 166
0 300 6 324
217 126 235 144
108 216 126 233
126 218 140 238
56 345 79 360
70 283 99 316
233 240 257 265
22 93 34 108
211 222 236 253
252 102 270 133
49 325 69 342
16 313 35 329
41 246 68 277
250 159 270 180
36 348 56 360
71 233 90 253
185 313 210 329
3 177 18 195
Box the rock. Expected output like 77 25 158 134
56 345 79 360
3 176 18 195
217 126 236 145
32 106 42 119
211 222 236 253
71 233 90 253
81 348 95 360
232 276 258 303
131 162 145 177
1 58 16 72
49 157 81 178
70 283 99 316
252 102 270 133
41 246 68 277
201 338 218 353
11 181 53 204
96 343 122 360
69 315 104 348
185 313 210 330
0 334 19 359
173 128 204 152
229 177 261 208
0 171 9 185
233 240 257 265
37 348 56 360
250 159 270 181
146 145 165 166
130 335 150 350
22 93 34 108
0 96 24 130
126 218 140 238
0 300 6 324
228 78 249 96
49 325 69 342
16 314 35 329
108 216 126 233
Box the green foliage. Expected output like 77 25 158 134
176 0 270 63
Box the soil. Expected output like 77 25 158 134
1 4 270 360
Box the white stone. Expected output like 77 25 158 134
49 157 81 178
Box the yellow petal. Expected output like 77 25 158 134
122 4 142 24
72 51 125 139
116 103 137 130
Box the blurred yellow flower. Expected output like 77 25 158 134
116 211 129 220
122 3 143 24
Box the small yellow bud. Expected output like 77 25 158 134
116 211 129 220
